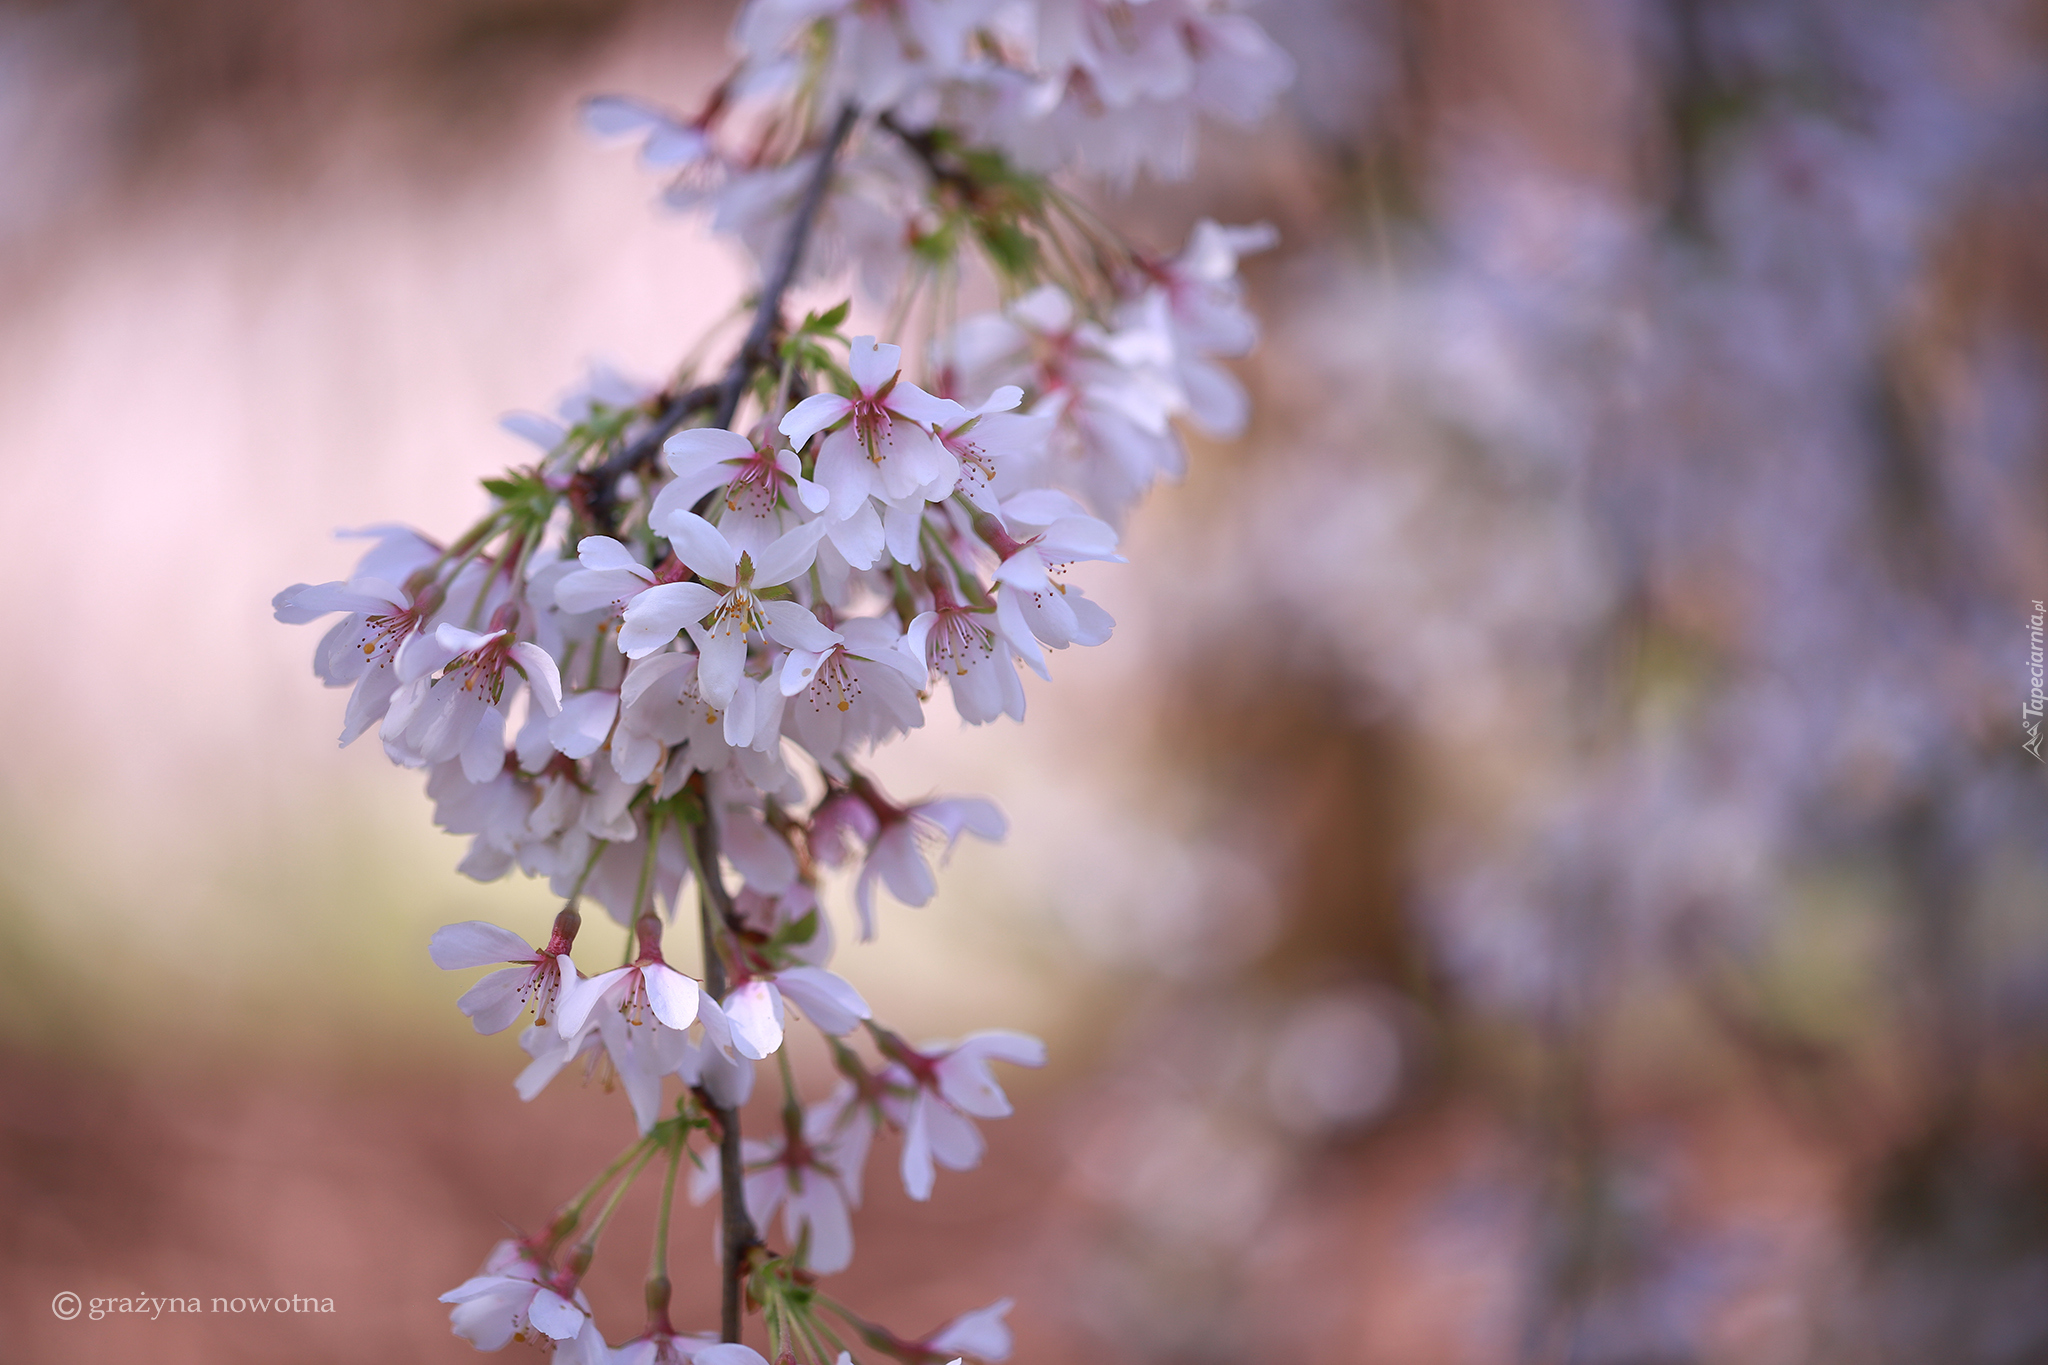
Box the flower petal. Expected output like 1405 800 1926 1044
885 380 968 428
761 598 841 652
510 643 564 717
846 335 901 394
430 921 535 969
750 518 827 587
642 963 703 1031
458 966 534 1035
723 981 786 1059
575 535 655 577
774 966 871 1035
557 967 630 1036
619 582 721 658
779 392 853 451
658 510 741 584
528 1288 585 1341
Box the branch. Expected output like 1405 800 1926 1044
713 102 860 432
586 382 719 530
583 102 858 533
693 110 861 1343
693 813 762 1344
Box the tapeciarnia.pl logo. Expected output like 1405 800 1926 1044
2026 599 2045 761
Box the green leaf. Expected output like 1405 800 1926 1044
770 908 821 949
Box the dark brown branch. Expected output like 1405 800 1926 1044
692 110 861 1343
692 811 760 1345
586 382 720 530
877 111 975 201
712 103 860 433
584 102 858 535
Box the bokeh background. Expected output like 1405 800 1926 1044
5 1 2048 1362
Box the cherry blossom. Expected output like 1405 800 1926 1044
842 790 1007 940
721 965 872 1060
926 1298 1016 1362
780 336 966 516
440 1240 595 1353
430 910 582 1034
935 386 1051 512
278 0 1289 1345
907 595 1031 725
618 512 835 720
652 429 831 560
779 615 929 757
383 620 564 782
556 918 714 1132
878 1030 1047 1200
554 535 657 616
272 526 441 744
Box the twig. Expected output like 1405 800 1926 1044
587 382 720 530
585 101 858 532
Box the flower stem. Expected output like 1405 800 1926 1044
644 1135 684 1336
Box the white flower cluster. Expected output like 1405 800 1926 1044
275 0 1285 1360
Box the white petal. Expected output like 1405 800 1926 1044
723 981 786 1059
528 1288 585 1341
750 518 826 587
761 598 841 652
557 967 630 1036
996 589 1049 680
999 489 1087 525
430 921 535 968
920 797 1008 844
792 1174 854 1272
722 672 758 748
619 582 720 658
658 510 741 583
556 566 649 615
459 705 509 782
974 385 1024 417
882 498 925 569
773 967 870 1035
847 335 901 394
823 498 884 569
885 380 968 428
271 580 387 624
575 535 654 577
510 643 564 717
458 966 533 1034
581 93 663 137
620 651 695 708
689 618 748 704
501 410 568 451
779 392 853 451
642 964 703 1031
928 1299 1015 1361
436 623 504 654
548 689 618 759
721 805 798 892
663 426 753 474
780 646 832 697
696 1346 774 1365
899 1092 936 1201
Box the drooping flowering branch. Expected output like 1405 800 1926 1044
275 3 1291 1361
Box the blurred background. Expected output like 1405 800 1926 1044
4 0 2047 1361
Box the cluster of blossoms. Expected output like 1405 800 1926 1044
276 1 1285 1360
